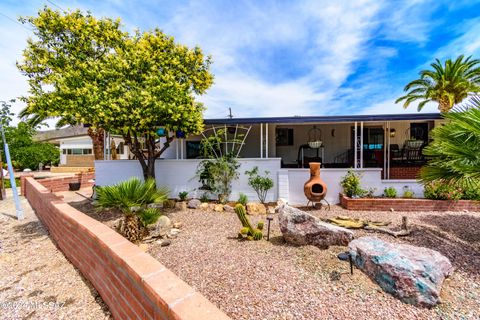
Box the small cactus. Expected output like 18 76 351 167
234 204 263 241
257 221 264 230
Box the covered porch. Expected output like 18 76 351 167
179 113 443 180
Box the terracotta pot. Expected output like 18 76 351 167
304 162 327 202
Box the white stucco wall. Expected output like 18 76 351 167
95 160 425 205
95 158 282 202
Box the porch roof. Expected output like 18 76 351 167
204 113 442 125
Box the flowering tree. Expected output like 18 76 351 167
18 7 213 179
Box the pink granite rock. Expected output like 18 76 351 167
349 236 454 308
278 204 354 249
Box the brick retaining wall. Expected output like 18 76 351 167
35 172 95 193
21 176 230 320
339 193 480 212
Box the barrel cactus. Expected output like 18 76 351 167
234 204 263 241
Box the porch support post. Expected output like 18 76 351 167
175 137 179 160
180 139 184 159
265 123 269 158
387 121 391 180
383 122 387 178
354 122 358 168
260 123 263 159
360 121 364 168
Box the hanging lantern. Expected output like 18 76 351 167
176 130 185 138
156 128 166 137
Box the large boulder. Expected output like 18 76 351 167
349 236 453 307
277 204 354 249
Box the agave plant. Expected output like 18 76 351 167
96 178 169 241
420 96 480 188
396 55 480 112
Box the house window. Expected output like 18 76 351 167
410 123 429 143
186 141 202 159
276 128 294 146
62 148 93 155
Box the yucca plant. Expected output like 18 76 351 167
96 178 169 242
420 97 480 189
396 55 480 112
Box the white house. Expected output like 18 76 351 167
94 113 443 205
36 125 130 168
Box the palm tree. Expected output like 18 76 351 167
396 55 480 112
420 96 480 188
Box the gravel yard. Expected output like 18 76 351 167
64 189 480 320
0 190 111 320
145 205 480 320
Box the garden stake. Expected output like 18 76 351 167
266 216 273 241
349 253 354 275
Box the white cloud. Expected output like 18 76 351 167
358 97 439 115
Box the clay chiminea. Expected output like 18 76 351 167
304 162 327 203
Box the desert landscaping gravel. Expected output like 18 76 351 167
0 191 111 320
146 205 480 320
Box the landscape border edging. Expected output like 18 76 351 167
339 193 480 211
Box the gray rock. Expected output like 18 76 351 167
147 215 171 238
147 203 164 209
277 204 354 249
187 199 202 209
160 239 171 247
170 228 181 235
130 206 143 212
349 236 454 307
223 205 235 213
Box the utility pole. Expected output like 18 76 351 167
228 107 233 119
0 123 24 220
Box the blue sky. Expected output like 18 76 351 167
1 0 480 123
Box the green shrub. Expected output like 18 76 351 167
423 181 463 200
3 177 20 188
340 170 366 198
95 178 169 213
207 155 240 201
178 191 188 201
383 187 397 198
462 185 480 200
245 166 274 203
238 192 248 206
402 188 414 198
137 207 162 227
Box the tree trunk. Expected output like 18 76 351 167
123 131 174 181
438 97 451 113
87 127 105 160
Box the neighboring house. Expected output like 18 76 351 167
36 125 130 167
95 112 444 205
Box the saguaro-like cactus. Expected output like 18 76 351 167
234 204 263 240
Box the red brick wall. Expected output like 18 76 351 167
22 176 230 320
389 166 422 179
339 193 480 212
34 172 95 193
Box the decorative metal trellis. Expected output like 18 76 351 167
201 124 252 158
